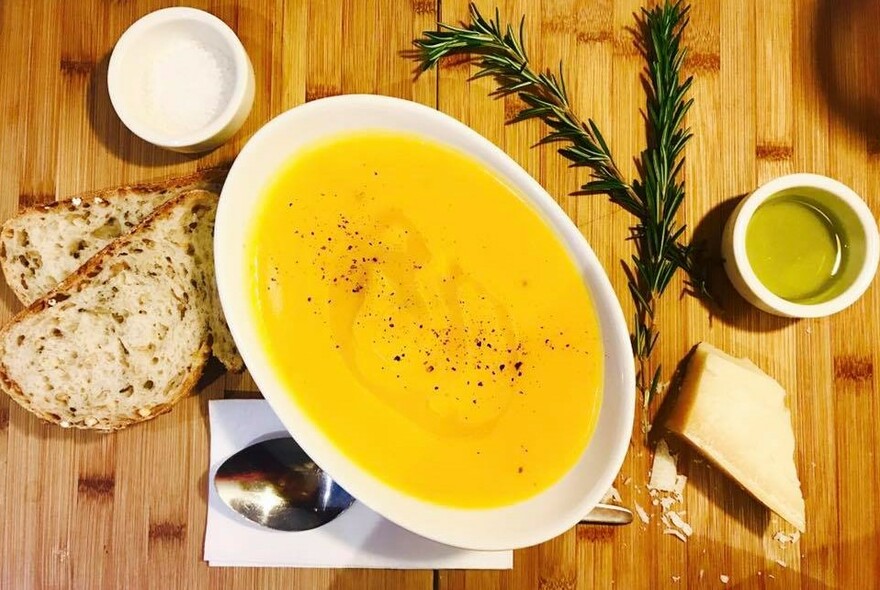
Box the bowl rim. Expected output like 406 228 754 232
214 94 635 550
107 7 251 149
729 172 880 318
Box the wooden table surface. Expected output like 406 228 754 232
1 0 878 588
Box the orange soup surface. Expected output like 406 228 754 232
247 132 603 507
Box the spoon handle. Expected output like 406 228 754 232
578 503 633 526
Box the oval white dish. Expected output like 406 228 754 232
214 95 635 550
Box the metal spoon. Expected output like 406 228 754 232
215 436 632 532
215 437 355 531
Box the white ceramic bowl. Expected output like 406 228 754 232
108 7 255 153
214 95 635 550
722 173 880 318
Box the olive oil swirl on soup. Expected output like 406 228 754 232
248 132 603 507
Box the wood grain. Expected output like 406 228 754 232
1 0 879 588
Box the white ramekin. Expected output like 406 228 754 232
108 7 255 153
722 173 880 318
214 95 636 550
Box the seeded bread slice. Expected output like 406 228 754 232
0 169 225 305
0 169 242 372
0 190 224 431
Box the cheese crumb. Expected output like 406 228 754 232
774 530 801 545
775 559 787 568
671 576 680 583
699 569 704 580
634 502 650 524
94 196 104 204
71 197 82 206
720 575 730 584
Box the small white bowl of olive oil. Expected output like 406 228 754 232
722 173 879 318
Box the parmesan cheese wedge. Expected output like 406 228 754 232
666 343 806 532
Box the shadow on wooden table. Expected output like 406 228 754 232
648 345 697 442
815 0 880 151
86 53 201 168
679 441 771 539
688 195 797 334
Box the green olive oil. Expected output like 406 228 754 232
745 196 848 302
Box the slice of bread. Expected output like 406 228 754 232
0 169 225 306
0 169 242 372
0 189 226 431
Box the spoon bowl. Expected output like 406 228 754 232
215 437 355 531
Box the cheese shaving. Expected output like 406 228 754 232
720 574 730 584
648 439 678 492
663 528 687 542
644 438 694 542
667 511 693 536
634 502 650 524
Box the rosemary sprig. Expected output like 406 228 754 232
414 2 707 413
629 1 695 411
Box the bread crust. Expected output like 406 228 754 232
5 167 227 219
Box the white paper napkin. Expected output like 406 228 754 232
205 399 513 569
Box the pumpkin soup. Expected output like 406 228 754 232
247 131 603 507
